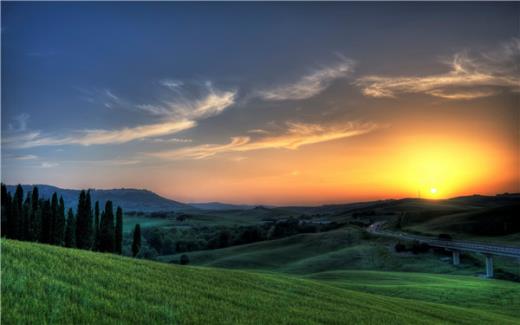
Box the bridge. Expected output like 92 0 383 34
368 222 520 278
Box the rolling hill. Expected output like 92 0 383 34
2 239 519 324
5 184 190 212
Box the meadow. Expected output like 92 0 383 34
3 239 519 324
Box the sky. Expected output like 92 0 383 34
1 2 519 205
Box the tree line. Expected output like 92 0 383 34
0 184 138 255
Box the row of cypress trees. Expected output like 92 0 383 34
1 184 125 254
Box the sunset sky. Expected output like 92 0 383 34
2 2 519 205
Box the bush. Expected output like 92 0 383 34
394 242 406 252
180 254 190 265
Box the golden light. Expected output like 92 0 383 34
430 188 437 194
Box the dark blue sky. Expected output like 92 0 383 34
2 2 519 204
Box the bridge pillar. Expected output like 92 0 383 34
485 255 494 278
452 250 460 266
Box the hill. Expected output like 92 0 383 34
5 184 190 212
2 239 519 324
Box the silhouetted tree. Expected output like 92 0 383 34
40 200 52 243
64 208 76 248
1 184 11 237
180 254 190 265
12 185 24 239
75 190 89 249
99 201 115 252
132 224 141 257
50 193 59 244
53 196 66 245
115 206 123 254
30 186 41 241
93 200 100 250
85 190 93 248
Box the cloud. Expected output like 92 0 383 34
147 121 378 160
8 113 30 131
3 120 196 149
15 154 38 160
356 38 520 100
258 58 355 101
145 137 193 144
137 81 236 120
4 83 236 149
41 162 59 168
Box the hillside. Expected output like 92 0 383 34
5 184 190 212
2 239 519 324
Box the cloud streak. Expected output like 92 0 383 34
147 121 378 160
356 38 520 100
4 84 236 149
258 58 355 101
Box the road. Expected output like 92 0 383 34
368 221 520 259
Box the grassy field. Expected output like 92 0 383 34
3 239 519 324
157 226 520 278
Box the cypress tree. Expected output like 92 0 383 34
115 206 123 254
132 224 141 257
30 186 40 241
64 208 76 248
22 193 31 240
85 190 93 248
50 193 59 244
12 185 24 239
54 196 66 245
1 184 11 237
93 201 100 250
99 201 115 252
75 190 88 249
40 200 52 243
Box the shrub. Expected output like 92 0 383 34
180 254 190 265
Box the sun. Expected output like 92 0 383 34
430 187 438 195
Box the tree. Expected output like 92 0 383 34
40 200 52 243
54 196 66 245
50 193 59 244
85 190 93 248
22 192 31 240
180 254 190 265
30 186 40 241
99 201 115 252
93 201 100 250
115 206 123 254
75 190 89 249
12 185 24 239
132 224 141 257
1 184 11 237
64 208 76 248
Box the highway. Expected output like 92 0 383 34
368 222 520 259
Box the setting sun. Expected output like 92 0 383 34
430 188 438 194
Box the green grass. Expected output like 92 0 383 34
306 270 520 319
3 239 519 324
158 227 520 278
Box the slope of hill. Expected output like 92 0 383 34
5 184 190 212
157 226 520 280
2 239 518 324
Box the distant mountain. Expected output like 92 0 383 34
188 202 256 210
5 184 190 212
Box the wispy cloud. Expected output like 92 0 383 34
258 58 355 101
41 162 59 168
8 113 30 131
356 38 520 100
4 82 236 149
15 154 38 160
147 121 378 160
3 120 196 149
137 82 236 119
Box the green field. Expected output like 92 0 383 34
3 239 520 324
157 226 520 278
